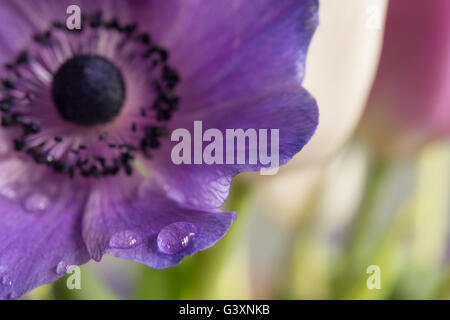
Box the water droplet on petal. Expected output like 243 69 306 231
1 275 12 287
55 261 68 275
24 193 50 214
0 187 17 200
157 222 198 255
0 266 12 287
109 230 142 249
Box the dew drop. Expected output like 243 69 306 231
0 266 12 288
55 261 68 275
1 275 12 287
109 230 142 249
0 187 16 200
24 193 50 214
157 222 198 255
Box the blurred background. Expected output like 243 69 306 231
27 0 450 300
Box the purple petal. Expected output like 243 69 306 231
136 0 318 113
151 87 318 209
0 1 37 63
82 183 236 269
0 159 90 299
134 0 320 209
0 0 135 63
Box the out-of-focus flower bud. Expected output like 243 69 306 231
288 0 388 168
361 0 450 156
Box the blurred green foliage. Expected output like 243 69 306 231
27 142 450 300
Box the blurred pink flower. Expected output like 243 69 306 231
362 0 450 155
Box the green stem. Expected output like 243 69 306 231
334 155 390 297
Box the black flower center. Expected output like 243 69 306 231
1 12 180 178
52 55 126 126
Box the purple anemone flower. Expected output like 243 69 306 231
0 0 318 299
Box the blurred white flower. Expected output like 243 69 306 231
240 0 389 299
287 0 388 168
